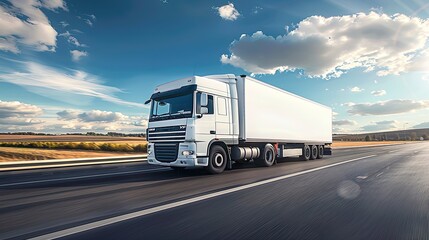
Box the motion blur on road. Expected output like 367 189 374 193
1 142 428 240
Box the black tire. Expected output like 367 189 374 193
310 145 318 160
317 145 324 159
300 145 311 161
254 144 275 167
206 145 227 174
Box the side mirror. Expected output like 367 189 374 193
144 99 151 105
201 107 208 114
200 93 208 107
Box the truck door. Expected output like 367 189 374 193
215 96 231 140
195 93 216 155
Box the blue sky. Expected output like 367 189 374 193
1 0 429 133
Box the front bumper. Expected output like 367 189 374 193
147 142 208 167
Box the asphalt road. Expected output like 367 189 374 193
1 142 428 240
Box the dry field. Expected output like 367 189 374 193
0 135 147 162
332 141 413 148
0 147 137 162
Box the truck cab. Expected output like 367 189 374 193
146 74 238 173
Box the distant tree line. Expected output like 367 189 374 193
334 128 429 141
0 132 146 137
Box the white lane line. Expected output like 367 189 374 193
0 168 169 187
29 154 376 240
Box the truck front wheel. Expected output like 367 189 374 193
254 144 275 167
207 145 227 174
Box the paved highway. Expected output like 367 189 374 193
1 143 428 239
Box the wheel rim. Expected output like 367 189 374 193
305 148 310 158
213 153 224 167
313 147 317 156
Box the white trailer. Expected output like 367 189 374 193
146 74 332 174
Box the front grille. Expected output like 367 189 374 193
155 143 179 162
147 125 186 142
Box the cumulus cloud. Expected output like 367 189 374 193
0 0 67 53
346 99 429 116
350 87 364 92
0 100 42 118
70 50 88 61
54 109 147 132
77 110 128 122
362 120 400 132
0 100 43 126
221 12 429 78
333 119 357 126
371 90 387 96
0 61 146 108
216 3 240 21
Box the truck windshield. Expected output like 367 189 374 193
150 93 193 121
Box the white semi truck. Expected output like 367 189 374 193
145 74 332 174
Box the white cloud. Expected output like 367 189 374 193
221 12 429 78
59 31 85 47
84 19 93 26
333 119 357 126
70 50 88 61
413 122 429 129
350 86 364 92
216 3 240 21
346 99 429 116
54 109 146 132
361 120 400 132
0 100 43 118
40 0 67 11
0 100 44 127
371 90 387 96
0 0 67 53
0 61 147 108
77 110 128 122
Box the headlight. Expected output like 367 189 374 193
182 150 194 156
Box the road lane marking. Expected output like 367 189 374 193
0 168 169 187
29 154 376 240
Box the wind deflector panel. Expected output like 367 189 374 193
151 84 197 100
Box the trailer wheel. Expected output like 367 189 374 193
317 145 324 159
300 145 311 161
206 145 227 174
254 144 275 167
310 145 318 160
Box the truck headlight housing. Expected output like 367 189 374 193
182 150 194 156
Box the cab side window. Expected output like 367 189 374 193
217 97 227 115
